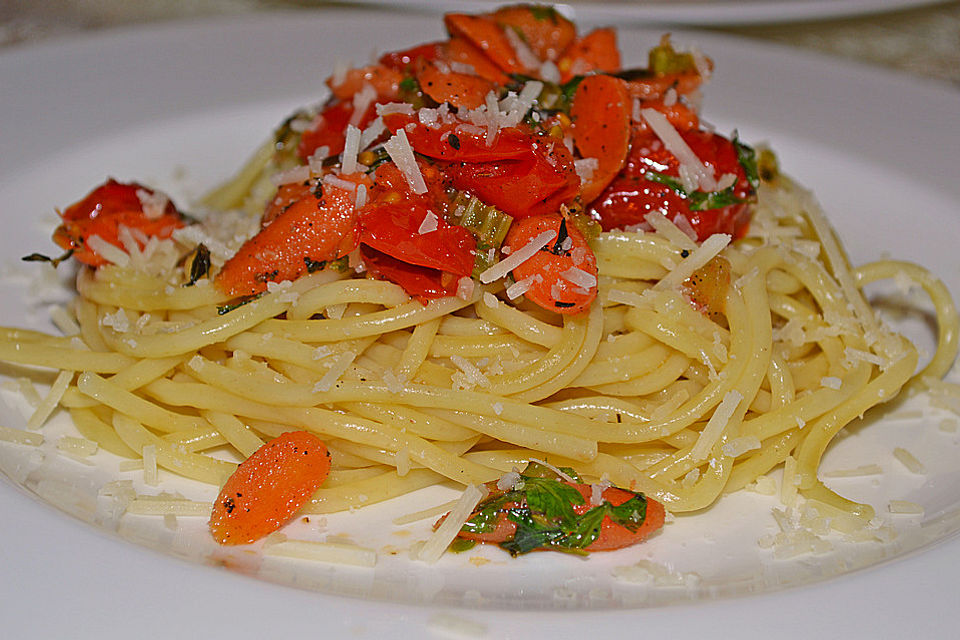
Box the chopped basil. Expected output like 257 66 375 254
646 171 744 211
733 134 760 189
457 462 649 556
21 249 73 268
217 292 263 315
529 5 560 21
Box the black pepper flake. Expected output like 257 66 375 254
555 301 575 308
222 497 236 514
680 249 691 258
447 133 461 150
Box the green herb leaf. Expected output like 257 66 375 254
733 133 759 189
522 476 583 525
606 495 648 531
646 171 744 211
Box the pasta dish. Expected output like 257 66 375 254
3 5 957 558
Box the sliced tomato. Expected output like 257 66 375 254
557 28 620 82
325 64 402 102
52 179 184 267
216 178 363 297
360 246 460 302
359 200 476 278
297 100 378 160
382 113 531 163
446 138 579 220
444 13 528 74
379 41 444 71
505 214 597 315
491 5 576 62
588 128 754 240
416 62 496 110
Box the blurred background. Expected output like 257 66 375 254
1 1 959 85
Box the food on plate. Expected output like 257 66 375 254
209 430 331 545
447 461 666 556
4 5 957 559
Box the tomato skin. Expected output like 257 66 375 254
360 246 460 301
382 113 530 163
353 160 475 300
297 100 379 161
53 179 183 267
379 41 444 71
588 128 754 240
446 137 579 220
359 200 476 278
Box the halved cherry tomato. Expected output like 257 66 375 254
505 213 597 315
209 430 331 545
354 160 473 301
588 128 754 240
491 5 575 62
557 28 620 81
447 138 579 220
360 200 476 278
382 114 579 220
570 74 632 206
360 246 460 301
444 13 528 74
297 100 379 160
416 62 495 110
379 41 444 71
216 176 365 297
445 36 511 85
53 179 184 267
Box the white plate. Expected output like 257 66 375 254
1 9 960 638
348 0 950 25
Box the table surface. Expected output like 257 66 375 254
2 1 959 87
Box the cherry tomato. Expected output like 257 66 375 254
588 128 754 240
53 179 183 267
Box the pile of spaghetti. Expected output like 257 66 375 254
7 6 958 541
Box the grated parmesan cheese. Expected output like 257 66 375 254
654 233 731 291
888 500 924 515
86 235 130 267
449 355 491 388
560 266 597 290
383 128 427 194
822 464 883 478
480 229 556 284
142 444 158 485
340 124 362 174
313 351 357 392
416 484 486 563
26 369 72 429
0 424 43 446
417 210 439 235
893 447 925 474
689 390 742 462
264 539 377 567
641 107 717 191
